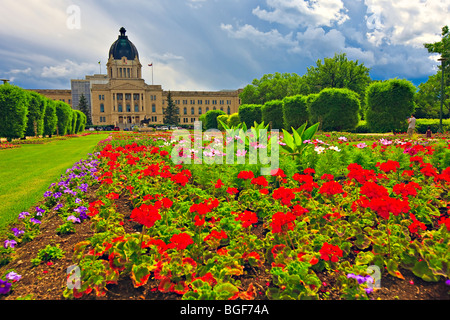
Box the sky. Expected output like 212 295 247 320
0 0 448 92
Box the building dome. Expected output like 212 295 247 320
109 27 139 60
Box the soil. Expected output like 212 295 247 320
1 185 449 302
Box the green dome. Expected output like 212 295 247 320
109 27 139 60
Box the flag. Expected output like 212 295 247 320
98 61 101 64
148 63 153 67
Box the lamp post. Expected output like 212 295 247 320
438 57 448 133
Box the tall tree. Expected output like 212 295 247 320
0 84 29 141
423 25 450 118
163 91 179 125
415 72 449 118
78 94 92 126
303 53 372 107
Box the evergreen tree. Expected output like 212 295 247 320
78 94 92 126
163 91 179 125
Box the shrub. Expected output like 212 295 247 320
217 114 229 130
365 79 416 133
282 95 309 130
204 109 226 130
43 100 58 137
228 113 241 127
0 84 30 142
262 100 284 130
55 101 73 136
238 104 262 128
308 88 361 132
25 91 47 137
75 110 86 133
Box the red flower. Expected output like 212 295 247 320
347 163 378 184
408 213 426 234
271 168 286 178
376 160 400 173
226 187 239 195
292 173 318 192
291 204 309 217
215 179 224 188
360 181 389 199
272 186 295 206
106 192 119 200
393 182 422 199
420 163 438 178
130 203 161 228
161 197 173 209
251 176 268 187
303 168 315 175
319 181 345 196
204 230 227 242
270 211 296 234
319 242 343 262
169 232 194 250
235 210 258 228
87 200 104 217
237 170 254 180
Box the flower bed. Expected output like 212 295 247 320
1 129 449 300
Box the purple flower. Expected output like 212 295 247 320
35 206 45 216
11 228 24 237
53 192 62 199
6 272 21 282
75 198 82 204
43 191 53 198
67 215 81 224
54 203 64 211
4 239 17 249
0 279 12 294
30 218 41 224
78 183 88 192
446 279 450 286
18 211 30 219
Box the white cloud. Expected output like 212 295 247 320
252 0 349 28
41 60 97 79
221 23 296 47
364 0 449 47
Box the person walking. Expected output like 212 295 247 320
407 114 416 138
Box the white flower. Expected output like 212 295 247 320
314 146 326 154
329 145 341 152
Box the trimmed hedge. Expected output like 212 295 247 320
25 91 47 137
238 104 262 128
365 79 416 133
262 100 284 130
0 84 30 141
282 94 309 130
228 113 241 127
308 88 360 132
43 100 58 137
203 109 226 130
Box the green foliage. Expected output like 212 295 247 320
203 109 226 130
282 94 309 130
308 88 361 132
0 84 29 141
25 91 47 137
31 244 64 266
55 101 73 136
238 104 262 128
228 112 241 127
281 122 319 159
77 94 92 126
303 53 372 104
69 109 78 134
262 99 284 130
163 91 179 125
415 72 449 119
43 100 58 137
239 72 308 105
217 114 229 130
365 79 416 133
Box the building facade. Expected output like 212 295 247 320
32 27 242 128
90 27 242 127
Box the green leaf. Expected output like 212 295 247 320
302 122 320 141
214 283 239 300
296 122 307 137
282 129 295 151
412 260 440 282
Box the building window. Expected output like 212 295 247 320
118 104 123 112
152 104 156 112
183 107 187 115
227 106 231 115
126 104 131 112
117 93 123 100
191 107 195 115
190 100 195 105
206 107 209 112
198 107 202 115
125 94 131 100
134 104 139 112
198 100 202 105
100 104 105 113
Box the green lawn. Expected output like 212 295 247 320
0 133 109 232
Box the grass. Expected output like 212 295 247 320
0 133 109 233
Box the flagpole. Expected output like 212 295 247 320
98 61 101 74
149 63 153 85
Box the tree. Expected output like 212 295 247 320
163 91 179 125
303 53 372 111
0 84 29 141
239 72 308 105
415 72 449 118
423 25 450 119
203 110 226 130
308 88 360 132
25 91 47 137
78 94 92 126
43 100 58 137
365 79 416 133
